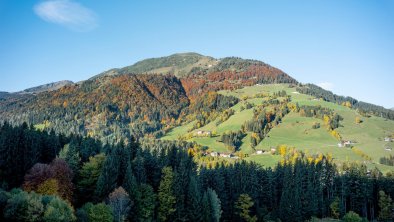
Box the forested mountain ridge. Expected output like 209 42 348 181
180 56 296 98
0 74 190 143
0 53 296 143
0 53 393 145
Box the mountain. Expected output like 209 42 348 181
0 74 189 141
89 53 296 99
91 52 215 79
21 80 74 94
0 52 393 171
0 80 74 101
0 53 296 142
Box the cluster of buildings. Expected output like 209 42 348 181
208 149 273 159
209 152 238 158
195 130 212 137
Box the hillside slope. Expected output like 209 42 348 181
0 53 296 142
162 84 394 171
0 74 189 143
0 53 393 171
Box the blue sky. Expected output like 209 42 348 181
0 1 393 108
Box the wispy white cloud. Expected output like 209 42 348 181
317 82 334 91
34 0 98 32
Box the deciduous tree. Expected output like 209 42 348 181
108 187 130 222
235 194 257 222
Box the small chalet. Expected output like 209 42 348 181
196 130 212 137
384 137 392 142
338 140 353 148
219 152 232 158
210 152 218 157
256 150 264 155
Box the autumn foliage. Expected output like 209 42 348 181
23 159 74 201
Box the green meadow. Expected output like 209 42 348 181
160 84 394 171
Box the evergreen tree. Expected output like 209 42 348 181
202 188 221 222
133 152 146 184
303 164 318 218
173 153 192 221
135 184 156 222
123 163 138 220
378 190 393 221
115 141 131 186
94 152 119 201
158 167 176 222
186 176 203 222
279 165 298 222
60 141 81 174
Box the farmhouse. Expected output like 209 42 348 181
338 140 353 148
219 152 232 158
256 150 264 155
210 152 218 157
196 130 212 137
384 137 392 142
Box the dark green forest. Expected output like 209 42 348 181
1 123 393 221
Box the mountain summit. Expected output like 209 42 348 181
91 52 291 80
